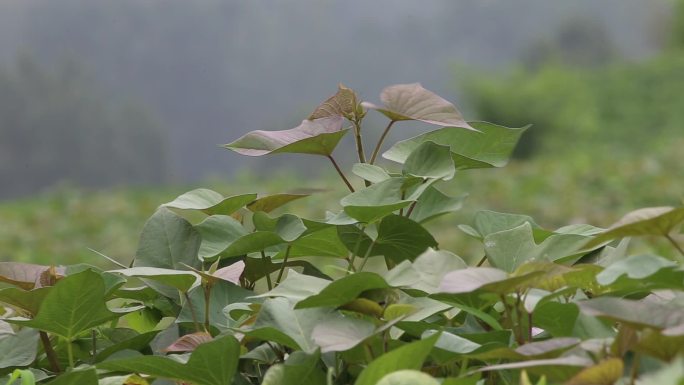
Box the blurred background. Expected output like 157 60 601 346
1 0 683 265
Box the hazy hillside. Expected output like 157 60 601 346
0 0 670 197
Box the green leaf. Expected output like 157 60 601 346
311 312 377 352
468 210 540 239
295 272 389 309
308 84 358 120
376 370 440 385
9 270 120 341
533 302 580 337
261 351 326 385
467 337 580 361
585 206 684 248
354 332 439 385
247 191 318 213
385 249 467 293
479 356 591 382
275 227 348 259
635 329 684 361
246 297 332 352
0 328 38 368
0 263 63 290
253 270 330 302
596 254 677 285
373 215 438 263
402 141 455 180
98 335 240 385
133 208 202 270
383 121 529 169
178 280 254 330
352 163 391 184
484 222 591 272
341 178 413 223
224 116 348 157
409 187 467 224
161 188 256 216
108 267 200 292
426 330 482 355
636 357 684 385
0 287 51 315
565 358 623 385
438 267 542 295
362 83 473 129
195 215 249 260
46 368 98 385
577 297 684 330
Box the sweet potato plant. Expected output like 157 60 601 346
2 83 684 385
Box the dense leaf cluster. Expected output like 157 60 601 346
2 84 684 385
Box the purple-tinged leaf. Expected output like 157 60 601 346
224 116 348 157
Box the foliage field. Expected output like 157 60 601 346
2 83 684 385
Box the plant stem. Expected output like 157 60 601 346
363 343 374 363
405 201 418 218
183 291 202 333
260 251 273 290
39 331 61 373
203 284 212 332
346 226 366 274
369 120 395 165
630 352 641 385
91 330 97 361
66 339 75 369
665 234 684 261
459 357 470 376
476 254 488 267
275 245 292 286
352 120 367 164
327 155 355 192
356 238 377 273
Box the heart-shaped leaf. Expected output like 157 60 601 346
383 122 529 170
164 332 213 352
0 263 65 290
438 267 543 295
245 297 332 352
362 83 473 129
402 141 455 180
98 335 240 385
133 208 202 270
161 188 256 216
0 287 52 315
341 178 413 223
565 358 624 385
483 222 591 272
596 254 677 286
308 84 358 120
261 351 326 385
352 163 391 184
295 272 389 309
354 332 440 385
577 297 684 330
0 328 39 368
311 311 377 353
8 270 121 341
46 369 98 385
409 187 467 224
247 190 319 213
253 270 330 302
108 267 200 292
376 370 440 385
585 206 684 248
224 116 348 157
